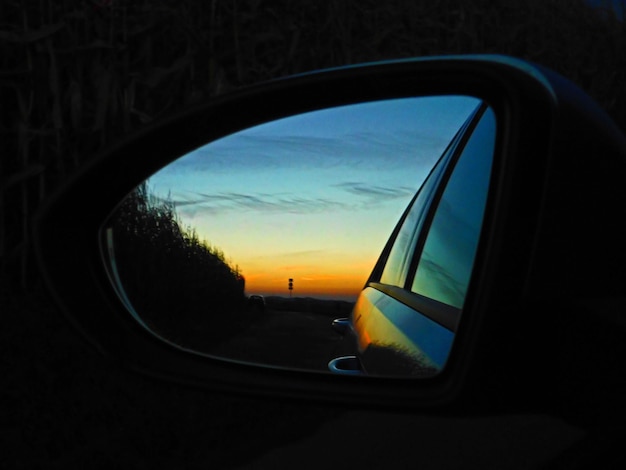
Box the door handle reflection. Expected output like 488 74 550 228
328 356 363 375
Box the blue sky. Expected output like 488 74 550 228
146 96 482 299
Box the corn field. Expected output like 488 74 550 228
2 0 626 291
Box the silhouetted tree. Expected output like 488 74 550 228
110 182 246 349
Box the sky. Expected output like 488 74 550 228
146 96 481 301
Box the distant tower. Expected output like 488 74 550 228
288 278 293 298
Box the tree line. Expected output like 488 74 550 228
110 182 247 349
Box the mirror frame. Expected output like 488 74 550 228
35 55 621 413
102 94 490 378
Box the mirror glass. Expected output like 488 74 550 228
103 95 486 377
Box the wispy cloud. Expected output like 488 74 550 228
335 182 416 202
166 178 419 219
170 190 349 218
170 129 447 175
272 249 326 260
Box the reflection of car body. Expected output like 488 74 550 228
248 295 266 313
330 102 495 376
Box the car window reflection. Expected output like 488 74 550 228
379 153 447 288
411 108 496 308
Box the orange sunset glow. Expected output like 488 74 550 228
242 256 378 300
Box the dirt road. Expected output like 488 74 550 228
210 307 358 372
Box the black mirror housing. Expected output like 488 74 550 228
33 55 626 420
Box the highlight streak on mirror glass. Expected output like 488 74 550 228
147 97 480 301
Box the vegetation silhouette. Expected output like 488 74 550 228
110 182 247 350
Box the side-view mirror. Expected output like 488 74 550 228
102 94 489 378
33 55 626 417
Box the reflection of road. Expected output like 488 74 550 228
210 308 357 372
